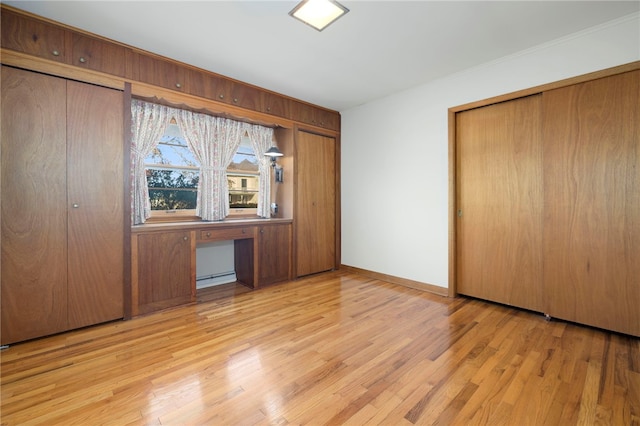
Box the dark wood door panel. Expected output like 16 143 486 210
259 224 291 285
66 81 124 329
1 67 68 344
137 231 193 311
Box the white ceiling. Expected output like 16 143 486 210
4 1 639 111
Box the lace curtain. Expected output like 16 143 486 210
210 117 244 219
180 114 245 221
245 123 275 218
131 99 170 225
176 109 219 221
131 100 273 222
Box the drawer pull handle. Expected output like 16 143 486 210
72 203 80 208
52 50 60 56
183 236 188 241
79 57 86 63
176 83 182 88
206 232 211 237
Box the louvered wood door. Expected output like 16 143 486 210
542 70 640 336
456 95 544 312
295 131 336 277
66 81 124 329
1 66 68 344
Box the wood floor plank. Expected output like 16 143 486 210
1 271 638 425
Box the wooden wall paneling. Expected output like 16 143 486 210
262 91 291 119
290 100 317 127
123 83 133 319
207 73 233 104
137 52 186 93
1 67 68 344
125 48 139 81
295 130 336 277
184 67 207 99
234 237 256 288
456 95 544 312
542 70 640 336
0 8 69 63
229 81 262 111
316 108 340 131
1 5 341 133
71 32 126 77
290 100 340 131
273 127 295 220
66 81 124 329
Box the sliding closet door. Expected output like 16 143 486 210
456 95 543 312
542 70 639 336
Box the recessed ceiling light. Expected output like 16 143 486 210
289 0 349 32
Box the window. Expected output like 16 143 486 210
227 136 259 216
144 122 199 217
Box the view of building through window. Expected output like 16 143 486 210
227 137 259 211
144 123 259 214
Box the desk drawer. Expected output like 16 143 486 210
199 226 255 242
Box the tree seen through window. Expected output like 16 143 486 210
145 123 199 210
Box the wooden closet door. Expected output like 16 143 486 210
542 70 639 337
66 81 124 329
296 131 336 277
1 67 68 344
456 95 544 312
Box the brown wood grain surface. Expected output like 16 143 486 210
136 230 194 315
66 80 124 329
1 66 68 344
542 70 640 336
456 94 544 312
295 130 336 277
1 271 638 425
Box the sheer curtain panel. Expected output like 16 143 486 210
245 123 275 218
211 117 244 220
176 109 218 220
131 99 170 224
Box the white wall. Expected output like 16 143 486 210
341 13 640 289
196 241 236 288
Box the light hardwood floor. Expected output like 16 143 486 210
1 271 639 425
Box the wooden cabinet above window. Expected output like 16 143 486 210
136 52 187 92
291 99 340 131
1 8 68 63
71 33 127 77
1 5 341 133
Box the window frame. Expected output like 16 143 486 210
143 123 262 222
145 122 200 222
226 136 260 219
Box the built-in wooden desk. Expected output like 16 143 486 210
130 219 292 317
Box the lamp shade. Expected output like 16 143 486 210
264 146 284 157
